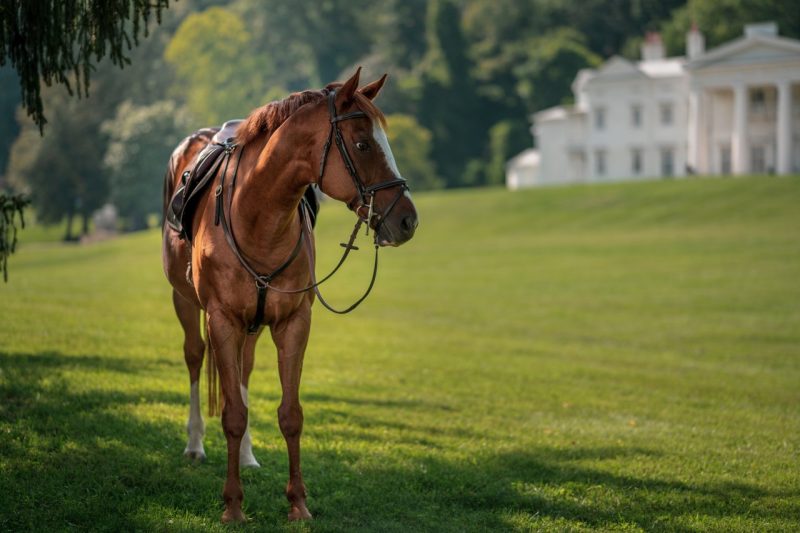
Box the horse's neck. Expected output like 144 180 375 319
230 138 311 260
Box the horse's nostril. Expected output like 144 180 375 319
401 216 416 232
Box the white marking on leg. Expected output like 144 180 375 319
239 384 260 468
184 381 206 459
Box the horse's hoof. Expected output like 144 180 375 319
183 449 206 462
221 508 248 523
288 503 312 521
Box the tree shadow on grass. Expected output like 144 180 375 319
0 351 795 532
300 397 797 532
0 351 222 531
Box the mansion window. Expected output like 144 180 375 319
751 145 767 174
594 108 606 130
751 89 766 114
595 150 607 176
660 147 674 177
720 146 732 175
631 148 643 175
660 102 673 126
631 105 642 128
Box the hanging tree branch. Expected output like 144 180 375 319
0 0 171 132
0 193 29 282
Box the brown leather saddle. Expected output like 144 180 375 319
167 119 319 242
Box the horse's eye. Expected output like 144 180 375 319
356 141 369 152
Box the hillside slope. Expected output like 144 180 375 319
1 177 799 531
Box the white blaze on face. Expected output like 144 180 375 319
372 122 415 201
372 123 403 180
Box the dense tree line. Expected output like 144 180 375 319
1 0 794 235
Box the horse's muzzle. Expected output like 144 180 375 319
377 212 418 247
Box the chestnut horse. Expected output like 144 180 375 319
161 69 418 522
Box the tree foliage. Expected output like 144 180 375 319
0 66 21 181
165 6 269 125
418 0 493 188
0 0 170 131
385 114 442 191
660 0 800 55
7 88 110 240
103 100 191 230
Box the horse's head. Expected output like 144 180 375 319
316 68 418 247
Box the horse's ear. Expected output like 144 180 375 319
359 73 388 101
337 67 362 105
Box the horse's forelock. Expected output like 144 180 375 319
354 92 387 129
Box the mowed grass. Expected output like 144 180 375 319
1 177 799 532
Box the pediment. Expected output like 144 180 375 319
689 36 800 69
598 56 642 76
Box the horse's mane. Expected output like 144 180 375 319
235 83 386 146
236 89 324 145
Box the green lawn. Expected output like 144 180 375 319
1 177 799 532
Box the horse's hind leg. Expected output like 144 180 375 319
239 333 260 468
270 306 313 521
172 289 206 461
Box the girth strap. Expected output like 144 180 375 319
251 284 267 334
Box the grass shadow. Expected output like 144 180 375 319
0 351 795 532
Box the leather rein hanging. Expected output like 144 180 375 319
213 88 408 333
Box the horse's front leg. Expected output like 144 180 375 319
207 309 248 523
270 304 313 521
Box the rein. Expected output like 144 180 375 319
212 88 407 332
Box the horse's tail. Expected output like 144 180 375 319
203 310 223 417
162 152 176 219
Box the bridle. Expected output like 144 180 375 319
318 88 408 238
212 87 410 333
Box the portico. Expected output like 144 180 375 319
688 79 798 175
687 22 800 175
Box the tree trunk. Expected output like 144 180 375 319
64 209 75 241
81 212 90 236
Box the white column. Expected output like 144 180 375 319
732 83 748 175
776 81 792 175
688 87 701 172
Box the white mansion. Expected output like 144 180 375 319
506 22 800 188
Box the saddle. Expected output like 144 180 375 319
167 119 319 242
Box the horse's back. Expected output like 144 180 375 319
163 127 220 210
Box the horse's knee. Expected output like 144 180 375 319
222 405 247 439
277 403 303 438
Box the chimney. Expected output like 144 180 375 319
745 22 778 38
687 23 705 59
641 32 665 61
